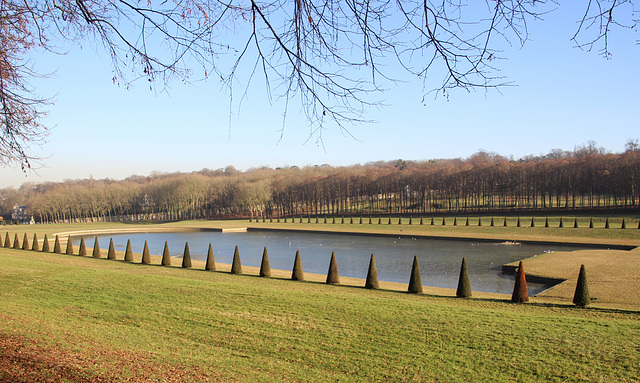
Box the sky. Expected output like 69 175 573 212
1 3 638 189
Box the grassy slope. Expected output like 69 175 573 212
1 248 639 382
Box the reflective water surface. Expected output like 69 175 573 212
81 230 589 295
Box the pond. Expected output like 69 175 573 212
79 230 591 295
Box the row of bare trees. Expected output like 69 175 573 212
1 148 639 223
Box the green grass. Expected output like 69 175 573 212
1 246 639 382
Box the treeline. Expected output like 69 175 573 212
1 143 639 223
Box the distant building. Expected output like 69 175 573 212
12 205 30 224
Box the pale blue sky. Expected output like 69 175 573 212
1 3 638 188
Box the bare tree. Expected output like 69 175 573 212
1 0 638 168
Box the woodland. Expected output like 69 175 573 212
2 143 639 223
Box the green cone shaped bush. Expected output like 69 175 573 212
205 243 215 271
31 233 39 252
478 217 482 226
490 217 494 227
3 232 10 248
442 217 446 226
530 218 535 227
182 242 192 268
0 232 3 247
53 235 61 253
511 261 529 303
124 239 133 262
22 233 29 250
453 217 457 226
408 255 423 294
65 235 74 255
78 237 87 256
545 217 549 227
573 264 590 307
503 217 507 227
161 241 171 266
456 257 472 298
605 218 609 229
260 247 271 277
41 234 50 253
516 217 521 227
621 218 626 229
326 252 340 284
589 218 594 228
141 241 151 264
231 245 242 274
431 217 435 225
574 218 579 228
559 217 564 228
13 233 20 249
364 253 379 289
465 217 469 226
108 238 116 260
291 250 304 281
92 237 101 258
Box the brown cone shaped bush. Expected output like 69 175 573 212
205 243 215 271
364 253 379 289
573 264 590 307
408 255 423 294
260 247 271 277
182 242 192 268
3 232 10 248
291 250 304 281
31 233 39 252
13 233 20 249
65 235 74 255
108 238 116 260
22 233 29 250
161 241 171 266
92 237 101 258
511 261 529 303
124 239 133 262
53 235 61 253
230 245 242 274
41 234 50 253
78 237 87 256
456 257 472 298
326 252 340 284
141 241 151 264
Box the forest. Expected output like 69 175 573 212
1 142 639 224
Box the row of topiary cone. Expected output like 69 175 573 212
254 215 638 229
3 232 590 306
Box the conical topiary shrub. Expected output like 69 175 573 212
31 233 39 251
230 245 242 274
22 233 30 250
559 217 564 228
456 257 472 298
442 217 446 226
41 234 50 253
503 217 507 227
64 235 74 255
589 218 593 228
78 237 87 256
161 241 171 266
378 217 382 225
465 217 469 226
511 261 529 303
431 217 435 225
65 235 74 255
3 232 10 248
92 237 101 258
477 217 482 226
453 217 457 226
605 218 609 229
53 235 61 253
205 243 215 271
516 217 521 227
108 238 116 260
291 250 304 281
182 242 192 268
574 218 579 228
260 246 271 277
13 233 20 249
388 216 392 225
408 255 423 294
124 239 133 262
364 253 379 289
369 217 372 224
530 218 535 227
141 240 150 264
545 217 549 228
0 232 3 247
326 252 340 284
573 264 590 307
490 217 494 227
621 218 626 229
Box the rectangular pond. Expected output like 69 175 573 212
80 230 592 295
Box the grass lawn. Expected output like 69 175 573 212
1 219 639 382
